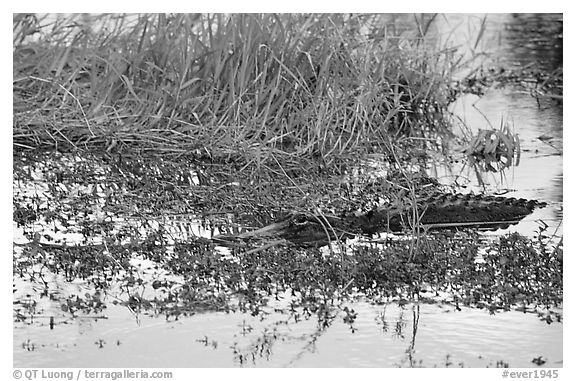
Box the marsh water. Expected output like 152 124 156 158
440 14 563 239
13 14 563 368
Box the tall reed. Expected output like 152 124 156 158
14 14 465 162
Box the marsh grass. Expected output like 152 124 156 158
14 13 464 168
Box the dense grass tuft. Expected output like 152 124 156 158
14 14 463 164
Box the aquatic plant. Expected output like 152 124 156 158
465 121 520 173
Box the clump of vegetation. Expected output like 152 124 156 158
13 13 461 165
465 122 520 173
13 151 563 318
454 65 563 104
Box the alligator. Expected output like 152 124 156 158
213 193 547 247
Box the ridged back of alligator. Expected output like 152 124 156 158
419 193 546 210
415 193 546 227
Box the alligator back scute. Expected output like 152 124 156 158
414 193 546 230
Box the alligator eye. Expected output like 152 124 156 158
293 215 309 225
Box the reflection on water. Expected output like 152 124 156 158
442 89 563 237
427 13 563 238
13 300 562 368
426 14 563 72
495 13 562 71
